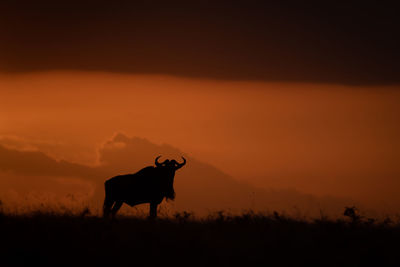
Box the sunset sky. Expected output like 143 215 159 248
0 1 399 216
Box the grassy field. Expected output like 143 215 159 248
0 209 399 267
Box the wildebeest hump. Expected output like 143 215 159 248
105 166 167 205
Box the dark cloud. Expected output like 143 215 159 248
0 134 353 216
0 1 399 85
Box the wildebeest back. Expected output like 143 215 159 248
105 166 174 206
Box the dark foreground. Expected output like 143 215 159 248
0 211 399 267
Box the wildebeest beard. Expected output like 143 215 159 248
165 186 176 201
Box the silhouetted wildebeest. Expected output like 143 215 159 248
103 156 186 218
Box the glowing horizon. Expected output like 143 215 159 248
1 71 400 215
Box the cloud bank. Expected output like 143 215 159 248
0 1 399 85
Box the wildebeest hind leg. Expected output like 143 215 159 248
103 197 114 218
149 203 158 219
111 201 123 218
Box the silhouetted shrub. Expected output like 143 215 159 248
174 211 193 223
344 206 361 223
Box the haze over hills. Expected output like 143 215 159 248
0 133 354 217
1 73 399 217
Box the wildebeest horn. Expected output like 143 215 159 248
155 156 162 167
175 157 186 169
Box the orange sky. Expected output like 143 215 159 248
1 72 400 215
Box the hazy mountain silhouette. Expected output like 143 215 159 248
0 133 355 216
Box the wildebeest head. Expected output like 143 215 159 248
154 156 186 200
155 156 186 170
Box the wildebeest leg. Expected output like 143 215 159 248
103 181 114 218
111 201 123 218
103 198 114 218
149 203 158 219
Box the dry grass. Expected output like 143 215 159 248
0 207 399 266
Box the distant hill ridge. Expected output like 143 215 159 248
0 133 355 216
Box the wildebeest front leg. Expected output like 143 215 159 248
149 203 158 218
